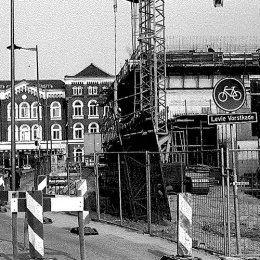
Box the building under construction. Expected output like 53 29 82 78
98 0 260 221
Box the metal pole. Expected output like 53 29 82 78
77 190 86 260
146 151 151 234
226 147 231 256
10 0 16 192
118 153 123 225
94 152 100 220
221 147 227 256
230 123 241 255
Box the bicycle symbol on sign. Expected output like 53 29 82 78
218 85 242 102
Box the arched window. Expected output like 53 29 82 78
8 125 19 141
88 100 98 118
31 102 42 119
20 125 30 141
20 102 30 118
74 148 83 162
73 123 84 139
50 102 61 119
32 125 42 140
51 124 62 140
7 103 18 119
88 122 99 133
73 100 83 117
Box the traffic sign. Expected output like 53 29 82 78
213 78 246 112
208 112 257 125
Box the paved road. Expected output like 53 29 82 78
0 208 222 260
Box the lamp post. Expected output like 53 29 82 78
7 44 41 187
10 0 16 193
7 44 41 153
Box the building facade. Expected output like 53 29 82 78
0 63 113 167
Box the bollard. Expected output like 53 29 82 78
161 193 201 260
26 190 44 259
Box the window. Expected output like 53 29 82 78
93 86 98 95
20 102 30 118
72 86 83 96
50 102 61 119
32 125 42 140
20 125 30 141
88 122 99 133
103 106 109 117
31 102 42 119
8 125 19 141
88 100 98 118
73 100 83 118
73 123 84 139
74 148 83 162
7 103 18 119
51 124 62 140
88 86 98 95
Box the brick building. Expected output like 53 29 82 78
0 63 113 167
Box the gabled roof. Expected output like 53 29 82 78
74 63 113 78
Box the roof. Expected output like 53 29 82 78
0 79 65 90
73 63 113 78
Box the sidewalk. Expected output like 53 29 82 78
0 179 237 260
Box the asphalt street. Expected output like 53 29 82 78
0 208 223 260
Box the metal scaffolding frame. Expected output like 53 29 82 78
138 0 167 135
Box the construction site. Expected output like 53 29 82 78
84 1 260 257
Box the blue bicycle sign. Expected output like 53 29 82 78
213 78 245 112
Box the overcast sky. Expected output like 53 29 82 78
0 0 259 81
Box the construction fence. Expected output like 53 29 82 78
30 149 260 258
81 149 260 258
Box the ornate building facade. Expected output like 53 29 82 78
0 63 113 167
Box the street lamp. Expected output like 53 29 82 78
7 44 41 188
7 44 41 156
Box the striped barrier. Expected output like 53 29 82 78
0 175 5 190
26 190 44 259
76 179 90 224
11 190 86 260
161 193 200 260
177 193 192 257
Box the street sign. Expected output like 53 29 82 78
213 78 246 112
208 112 257 125
233 181 250 186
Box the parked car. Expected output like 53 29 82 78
22 165 32 170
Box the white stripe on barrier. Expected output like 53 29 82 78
50 197 83 212
28 225 44 257
178 225 192 252
26 193 43 223
179 194 192 221
0 176 4 188
38 178 47 191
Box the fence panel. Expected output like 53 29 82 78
229 149 260 257
89 150 227 255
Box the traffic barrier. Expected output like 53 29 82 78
161 193 201 260
0 175 5 190
10 190 86 260
37 175 48 193
26 190 44 259
0 177 7 212
76 179 90 224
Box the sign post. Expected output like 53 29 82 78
212 77 248 255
